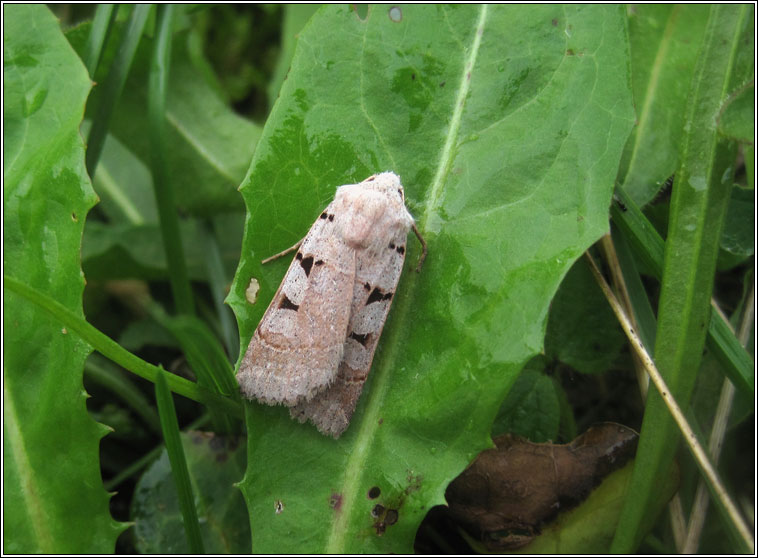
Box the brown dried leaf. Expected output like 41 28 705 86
445 422 639 550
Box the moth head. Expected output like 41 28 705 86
333 172 414 248
361 172 405 203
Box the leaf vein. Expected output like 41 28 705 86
421 5 489 230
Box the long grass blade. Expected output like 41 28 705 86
154 368 205 553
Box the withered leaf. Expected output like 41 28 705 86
445 422 639 551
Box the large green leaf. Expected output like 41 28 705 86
227 5 634 552
3 4 126 552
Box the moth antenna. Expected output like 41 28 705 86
412 222 427 272
262 239 304 265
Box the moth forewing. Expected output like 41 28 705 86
236 205 355 406
236 172 420 438
290 214 412 437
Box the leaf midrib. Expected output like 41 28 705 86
422 5 489 232
621 5 682 187
3 373 52 552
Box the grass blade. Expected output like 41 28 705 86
148 4 195 316
84 3 118 76
85 4 151 176
611 186 754 396
154 368 205 554
148 302 238 433
586 254 754 552
610 5 752 551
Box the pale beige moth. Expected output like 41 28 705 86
236 172 425 438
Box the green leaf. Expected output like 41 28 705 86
3 5 126 552
88 129 159 225
150 305 238 433
610 222 658 354
83 3 118 76
81 216 244 281
717 184 755 270
491 360 561 442
202 220 241 358
619 5 710 206
227 5 635 553
718 84 755 143
103 413 213 493
68 21 262 216
745 145 755 190
85 354 162 435
118 317 180 352
546 258 627 375
66 13 262 216
132 431 250 553
154 311 236 396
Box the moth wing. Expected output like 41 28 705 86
290 224 409 437
237 210 355 406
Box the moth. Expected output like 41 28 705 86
236 172 426 438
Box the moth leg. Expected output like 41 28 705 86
261 239 304 265
411 222 427 272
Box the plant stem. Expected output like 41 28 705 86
4 275 242 420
